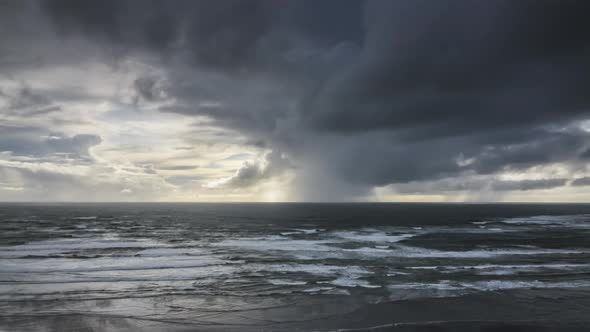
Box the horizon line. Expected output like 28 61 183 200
1 201 590 205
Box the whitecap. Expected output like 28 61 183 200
295 228 322 234
323 288 351 295
302 287 334 293
407 263 590 276
214 233 588 261
280 228 325 236
392 245 589 259
136 247 206 257
387 279 590 301
332 230 415 243
268 279 307 286
265 264 371 277
330 277 381 288
213 237 341 254
1 237 168 251
0 237 172 258
0 255 225 273
280 231 301 236
496 214 590 228
463 279 590 291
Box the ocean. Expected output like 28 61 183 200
1 203 590 331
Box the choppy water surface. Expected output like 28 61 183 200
1 203 590 331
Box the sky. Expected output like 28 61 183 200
1 0 590 202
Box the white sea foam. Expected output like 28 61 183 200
0 237 174 258
324 288 351 295
332 231 415 243
387 279 590 300
235 235 289 241
336 245 589 259
471 221 488 225
218 229 418 258
474 263 590 276
496 214 590 228
302 287 334 293
389 280 463 291
342 247 392 255
1 264 241 285
280 228 324 236
214 232 401 260
426 225 514 234
214 230 413 258
0 255 225 273
387 281 467 300
212 232 589 261
136 248 206 257
280 231 301 236
391 245 588 259
213 237 340 253
265 264 371 277
295 228 323 234
256 263 373 289
0 279 201 301
330 277 381 288
500 215 570 225
464 279 590 291
407 263 590 275
0 237 169 252
268 279 307 286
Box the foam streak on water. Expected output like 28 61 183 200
1 204 590 330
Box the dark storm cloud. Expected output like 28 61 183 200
571 177 590 187
391 177 568 195
295 0 590 192
132 75 170 105
40 0 344 72
3 0 590 198
133 77 161 102
491 179 568 192
467 129 590 175
308 0 590 133
31 0 365 75
293 127 590 190
580 148 590 159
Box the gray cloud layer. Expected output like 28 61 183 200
0 125 101 160
2 0 590 200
